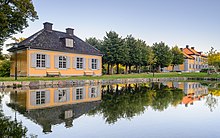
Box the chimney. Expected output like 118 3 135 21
186 45 189 48
43 22 53 31
66 28 74 36
191 47 194 50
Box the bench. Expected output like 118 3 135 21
46 71 60 77
84 71 94 76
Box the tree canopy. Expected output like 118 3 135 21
152 42 173 71
208 47 220 71
0 0 38 46
171 45 184 70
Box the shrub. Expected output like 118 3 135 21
0 60 10 77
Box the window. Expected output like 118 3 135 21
90 87 97 98
36 91 45 105
36 54 46 68
59 56 67 69
76 88 83 100
92 59 98 69
66 38 73 47
76 57 83 69
58 89 67 102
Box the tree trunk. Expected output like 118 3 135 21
110 64 114 75
125 65 128 74
107 63 110 74
136 65 138 73
116 63 119 74
138 66 141 74
172 65 174 71
129 65 132 74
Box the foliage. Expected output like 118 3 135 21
0 0 38 50
0 60 10 77
85 37 103 51
88 83 184 124
152 42 173 71
208 47 220 71
171 45 184 70
0 95 27 137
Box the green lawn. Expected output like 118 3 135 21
0 72 219 82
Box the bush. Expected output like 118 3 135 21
0 60 10 77
200 68 215 73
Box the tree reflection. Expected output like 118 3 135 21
88 83 184 124
0 93 27 137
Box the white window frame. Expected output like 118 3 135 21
76 87 84 100
90 87 98 98
59 56 67 69
66 38 73 47
36 54 46 68
58 89 67 102
76 57 83 69
91 59 98 70
36 90 46 105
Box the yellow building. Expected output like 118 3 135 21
164 45 208 72
8 22 102 77
8 84 102 132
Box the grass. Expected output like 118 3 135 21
0 72 219 82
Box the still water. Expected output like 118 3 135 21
0 81 220 138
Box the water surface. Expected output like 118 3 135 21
0 81 219 138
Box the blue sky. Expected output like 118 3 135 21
3 0 220 53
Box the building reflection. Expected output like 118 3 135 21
163 82 209 107
7 84 102 133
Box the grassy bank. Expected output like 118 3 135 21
0 72 219 82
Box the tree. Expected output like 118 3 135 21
123 35 137 73
85 37 103 51
0 0 38 49
171 45 184 71
0 60 10 77
208 47 220 72
152 42 173 72
102 31 124 74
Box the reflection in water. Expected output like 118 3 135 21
1 82 219 136
6 84 102 133
89 83 185 124
0 92 27 137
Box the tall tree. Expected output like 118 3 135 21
208 47 220 72
85 37 103 51
152 42 173 72
0 0 38 49
103 31 124 74
123 35 136 73
171 45 184 71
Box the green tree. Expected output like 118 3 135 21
0 60 10 77
123 35 137 73
85 37 103 51
102 31 124 74
152 42 173 72
0 0 38 50
171 45 184 71
208 47 220 72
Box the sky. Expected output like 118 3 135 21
3 0 220 53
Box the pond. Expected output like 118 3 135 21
0 81 220 138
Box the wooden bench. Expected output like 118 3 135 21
84 71 94 76
46 71 60 77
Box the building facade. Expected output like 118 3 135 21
8 22 102 77
164 45 208 72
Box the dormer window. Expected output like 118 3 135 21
65 38 73 47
